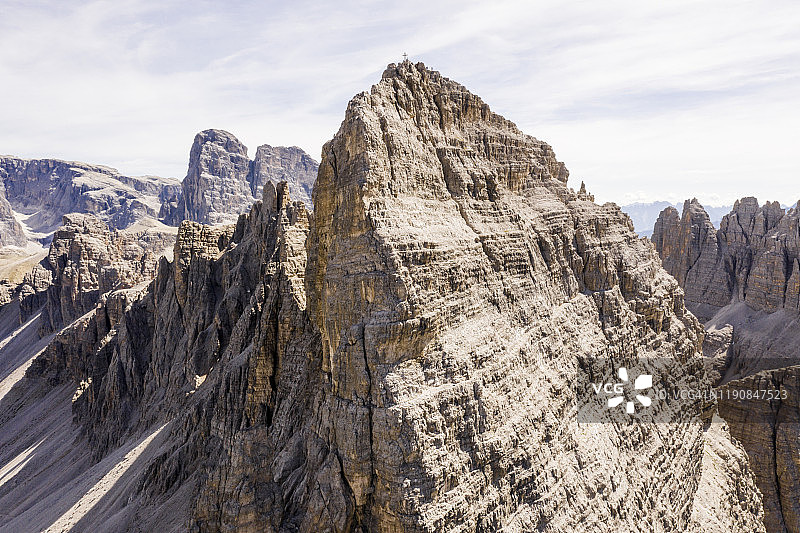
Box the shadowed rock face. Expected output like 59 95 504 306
652 199 733 321
653 198 800 377
717 366 800 533
251 144 316 206
172 129 254 226
0 63 766 532
0 183 26 247
13 213 175 335
163 129 319 225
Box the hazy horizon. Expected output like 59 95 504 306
1 0 797 206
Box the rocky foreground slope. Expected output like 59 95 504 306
653 199 800 533
0 63 767 532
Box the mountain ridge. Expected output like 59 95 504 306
0 63 766 532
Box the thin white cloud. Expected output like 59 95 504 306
0 0 797 205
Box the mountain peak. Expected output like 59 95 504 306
167 130 319 225
192 128 248 154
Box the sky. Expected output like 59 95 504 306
0 0 798 206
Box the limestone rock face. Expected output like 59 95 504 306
718 367 800 533
653 198 800 321
0 155 180 237
0 156 179 305
701 324 734 385
251 144 317 206
16 213 174 334
0 63 765 532
652 199 732 321
653 198 800 376
689 414 767 533
721 198 796 312
654 198 800 532
156 181 183 224
72 180 312 497
150 63 729 531
0 183 26 247
170 129 319 225
175 129 254 225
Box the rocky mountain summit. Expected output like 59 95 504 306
653 198 800 532
0 63 767 532
162 129 318 225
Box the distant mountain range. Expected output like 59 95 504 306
621 200 796 237
620 201 730 237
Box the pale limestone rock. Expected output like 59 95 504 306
12 213 174 334
653 197 800 320
0 64 765 533
291 60 713 532
652 199 732 321
701 324 734 385
688 415 766 533
176 129 254 225
0 155 180 235
654 198 800 532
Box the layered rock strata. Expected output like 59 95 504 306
717 367 800 533
653 198 800 322
654 198 800 532
652 199 732 321
251 144 316 206
0 182 26 247
653 199 800 375
14 213 174 334
0 155 180 237
0 63 766 532
171 129 254 225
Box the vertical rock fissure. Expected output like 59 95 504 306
360 321 376 527
781 248 792 307
266 285 281 427
772 398 786 531
329 151 339 182
379 118 397 187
